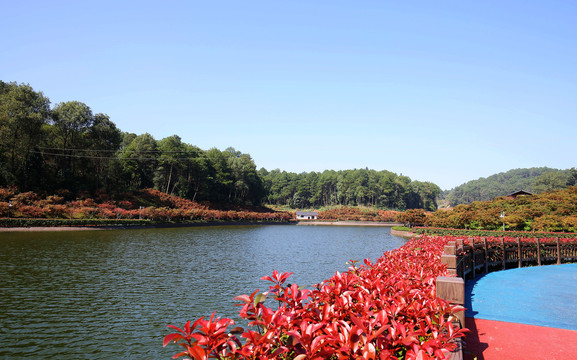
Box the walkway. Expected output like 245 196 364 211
463 264 577 360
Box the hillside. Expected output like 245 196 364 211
428 186 577 232
444 167 577 206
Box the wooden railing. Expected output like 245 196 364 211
437 238 577 317
449 237 577 280
436 237 577 360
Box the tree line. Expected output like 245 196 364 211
259 168 440 210
1 81 439 209
0 81 264 205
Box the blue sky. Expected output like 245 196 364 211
2 1 576 190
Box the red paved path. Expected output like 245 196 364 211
464 317 577 360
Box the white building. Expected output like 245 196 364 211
295 211 319 220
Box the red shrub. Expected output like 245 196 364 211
12 191 39 205
165 236 467 359
0 187 16 202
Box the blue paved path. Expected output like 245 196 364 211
465 263 577 331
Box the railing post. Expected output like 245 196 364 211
442 241 458 276
537 238 541 266
556 237 561 265
471 237 476 278
483 237 488 274
456 239 464 251
441 253 458 276
501 238 506 270
436 276 465 328
517 237 522 268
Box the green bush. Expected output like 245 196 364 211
392 226 412 232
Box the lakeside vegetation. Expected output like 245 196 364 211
413 227 577 239
442 167 577 206
427 186 577 232
0 187 291 227
3 185 577 234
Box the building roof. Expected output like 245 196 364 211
295 211 319 216
506 190 533 197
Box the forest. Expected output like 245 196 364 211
1 81 438 210
260 168 440 210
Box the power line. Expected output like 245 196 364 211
37 146 198 154
30 150 210 161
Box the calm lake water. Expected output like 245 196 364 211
0 224 406 359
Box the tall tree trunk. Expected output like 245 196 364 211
166 164 173 194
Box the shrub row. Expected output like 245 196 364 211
164 235 467 359
0 218 152 228
413 227 577 239
318 207 400 222
0 188 293 225
391 226 412 232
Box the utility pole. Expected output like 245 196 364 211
500 211 505 231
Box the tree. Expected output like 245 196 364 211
205 148 234 203
225 147 264 205
48 101 95 189
118 133 159 190
566 168 577 187
155 135 187 195
85 113 122 191
0 82 50 188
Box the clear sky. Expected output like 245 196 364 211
2 1 576 190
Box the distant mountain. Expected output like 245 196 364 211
444 167 577 206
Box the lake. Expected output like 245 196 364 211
0 224 406 359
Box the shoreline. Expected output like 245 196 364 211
296 221 403 227
0 220 407 232
0 221 291 232
389 228 416 238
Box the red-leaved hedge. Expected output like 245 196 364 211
164 236 467 359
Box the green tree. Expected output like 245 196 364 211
85 113 122 191
225 147 264 205
155 135 187 195
0 81 50 188
205 148 234 202
48 101 95 189
118 133 159 190
566 168 577 187
182 144 209 201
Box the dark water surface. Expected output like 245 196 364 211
0 225 406 359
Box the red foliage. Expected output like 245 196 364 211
0 202 10 217
165 236 467 359
11 191 39 205
397 209 427 227
0 186 16 201
0 187 291 223
318 207 401 222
